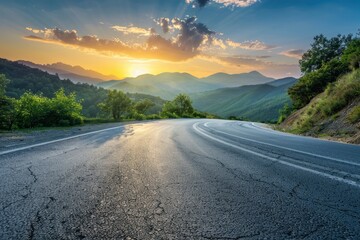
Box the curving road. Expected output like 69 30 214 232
1 119 360 239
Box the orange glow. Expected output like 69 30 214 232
128 64 150 77
0 30 296 79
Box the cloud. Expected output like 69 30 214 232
24 17 216 62
201 54 300 77
279 49 305 59
172 16 215 51
226 40 277 51
186 0 259 8
213 0 259 7
111 25 151 36
26 27 44 34
155 18 171 33
208 54 272 68
211 38 227 49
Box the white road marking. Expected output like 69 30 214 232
0 126 125 156
203 122 360 168
193 123 360 188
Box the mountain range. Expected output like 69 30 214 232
17 61 117 84
191 78 297 122
2 58 297 122
97 71 276 100
96 71 297 121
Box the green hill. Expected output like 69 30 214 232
191 77 297 122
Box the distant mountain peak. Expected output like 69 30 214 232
248 70 264 76
16 60 118 83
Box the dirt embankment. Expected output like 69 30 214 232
280 97 360 144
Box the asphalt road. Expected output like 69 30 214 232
1 119 360 239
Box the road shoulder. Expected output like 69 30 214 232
0 122 128 152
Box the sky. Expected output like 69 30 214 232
0 0 359 79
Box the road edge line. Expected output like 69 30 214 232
193 123 360 188
0 125 125 156
204 122 360 168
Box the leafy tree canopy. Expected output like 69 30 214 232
134 99 155 115
289 32 359 109
162 94 194 118
99 90 132 120
0 74 10 97
342 38 360 70
299 34 353 74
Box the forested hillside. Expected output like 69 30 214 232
0 58 165 117
191 78 296 122
97 71 275 100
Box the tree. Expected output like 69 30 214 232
342 38 360 70
15 92 47 128
134 99 155 114
0 74 10 97
289 59 348 109
0 97 16 130
172 94 194 116
289 33 355 110
300 34 353 74
161 94 194 118
0 75 16 129
99 90 132 120
47 89 83 126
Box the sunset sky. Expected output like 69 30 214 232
0 0 359 79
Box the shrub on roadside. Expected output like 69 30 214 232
348 106 360 123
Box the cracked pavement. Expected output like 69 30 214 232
1 119 360 239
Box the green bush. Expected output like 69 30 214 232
58 119 70 127
132 112 146 120
348 106 360 123
1 87 84 129
146 114 162 120
277 104 293 123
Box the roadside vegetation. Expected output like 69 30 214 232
286 70 360 133
288 33 359 110
279 31 360 142
0 72 214 130
0 74 83 129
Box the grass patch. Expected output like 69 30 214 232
291 69 360 132
348 106 360 123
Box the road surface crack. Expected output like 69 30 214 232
27 197 57 240
27 166 38 183
289 183 301 197
1 166 39 212
28 210 41 240
188 232 261 239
